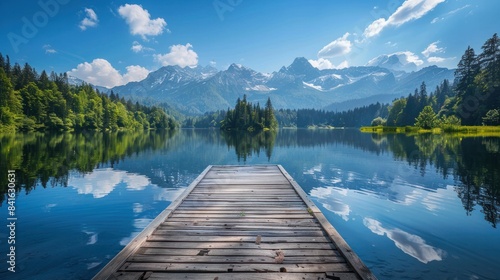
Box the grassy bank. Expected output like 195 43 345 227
361 125 500 137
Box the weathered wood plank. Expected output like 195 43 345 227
163 217 317 223
128 255 345 264
164 218 317 224
151 230 326 237
107 272 144 280
157 224 322 231
168 213 314 219
179 202 307 207
199 178 291 185
187 193 300 201
144 272 360 280
172 210 310 214
136 248 340 257
193 185 293 190
120 262 352 273
186 196 302 203
175 206 309 211
140 241 335 250
147 235 330 243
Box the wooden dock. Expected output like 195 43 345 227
93 165 377 280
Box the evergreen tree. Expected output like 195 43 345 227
482 109 500 125
415 106 438 129
387 98 407 126
478 33 500 85
264 97 278 130
455 46 480 100
38 70 51 90
221 97 277 131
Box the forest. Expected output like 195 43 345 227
197 95 278 131
0 54 177 132
220 96 278 131
185 102 388 129
383 33 500 129
2 34 498 131
188 34 499 130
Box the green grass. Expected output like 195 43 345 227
361 125 500 137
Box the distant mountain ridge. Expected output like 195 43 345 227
72 57 455 115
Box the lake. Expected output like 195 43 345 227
0 129 499 279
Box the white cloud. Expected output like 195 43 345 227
368 51 424 66
367 51 423 72
118 4 167 39
43 44 57 54
309 58 334 70
403 52 424 66
421 41 455 65
364 0 445 38
431 5 471 24
318 33 352 58
386 41 398 47
427 56 445 63
79 8 99 31
68 58 149 88
309 58 348 70
422 41 444 57
364 18 388 38
123 65 150 84
427 56 455 66
131 41 154 53
154 43 198 68
335 60 349 69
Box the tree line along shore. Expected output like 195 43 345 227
2 33 499 133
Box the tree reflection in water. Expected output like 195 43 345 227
0 129 498 227
221 130 276 162
378 133 500 228
0 130 174 204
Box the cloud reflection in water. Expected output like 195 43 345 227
310 187 351 221
363 217 445 263
68 168 151 198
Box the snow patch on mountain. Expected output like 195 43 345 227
303 81 323 91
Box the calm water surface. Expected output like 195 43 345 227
0 129 499 279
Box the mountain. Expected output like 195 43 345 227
324 65 455 111
110 58 455 115
366 52 420 72
68 76 110 93
111 65 218 99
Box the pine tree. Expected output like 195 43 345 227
478 33 500 82
455 46 480 99
264 97 278 130
221 97 277 131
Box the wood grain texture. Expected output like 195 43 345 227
93 165 377 280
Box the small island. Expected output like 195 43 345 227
220 95 278 132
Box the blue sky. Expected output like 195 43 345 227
1 0 499 88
